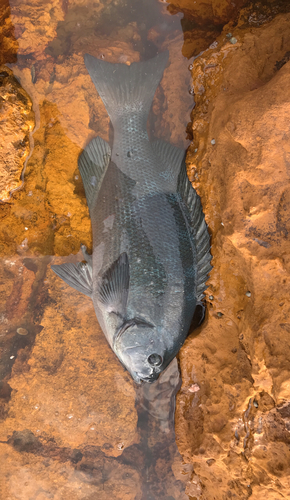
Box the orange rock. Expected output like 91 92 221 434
9 0 65 57
0 442 141 499
0 67 34 202
1 253 138 457
0 0 18 65
167 0 249 26
176 9 290 499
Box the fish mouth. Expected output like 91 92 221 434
140 373 160 384
142 378 156 384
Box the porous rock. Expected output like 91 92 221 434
176 10 290 499
0 67 34 201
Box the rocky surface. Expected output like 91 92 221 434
175 9 290 500
0 254 139 456
1 0 290 499
0 0 18 66
0 252 186 498
0 68 34 201
167 0 249 26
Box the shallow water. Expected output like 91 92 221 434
0 0 212 498
3 0 290 498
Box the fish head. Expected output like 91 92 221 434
113 319 172 384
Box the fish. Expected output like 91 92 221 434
51 50 212 384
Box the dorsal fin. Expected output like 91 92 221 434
151 140 185 187
177 164 212 300
51 261 93 297
78 136 111 211
98 253 130 314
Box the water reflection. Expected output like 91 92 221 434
0 0 209 497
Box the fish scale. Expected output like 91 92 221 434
51 51 212 384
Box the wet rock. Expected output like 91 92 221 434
149 32 193 147
0 442 141 500
3 0 290 498
175 9 290 499
0 67 34 201
7 429 42 452
0 257 138 457
167 0 249 26
9 0 65 57
0 0 18 65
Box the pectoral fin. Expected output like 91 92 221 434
98 253 129 314
51 261 93 297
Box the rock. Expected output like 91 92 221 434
167 0 249 26
0 442 141 500
9 0 65 57
0 252 138 457
0 0 18 65
175 9 290 499
3 0 290 497
0 67 34 201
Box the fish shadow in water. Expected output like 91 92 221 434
187 301 208 340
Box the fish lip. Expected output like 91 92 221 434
139 373 160 383
131 372 141 384
141 377 157 384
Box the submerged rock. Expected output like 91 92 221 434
167 0 249 26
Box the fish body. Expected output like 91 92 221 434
51 51 212 383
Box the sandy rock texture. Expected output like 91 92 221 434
176 9 290 500
0 68 34 201
0 253 187 498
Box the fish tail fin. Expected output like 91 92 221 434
84 51 169 124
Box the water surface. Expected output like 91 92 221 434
0 0 212 498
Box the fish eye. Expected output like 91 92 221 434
147 353 163 367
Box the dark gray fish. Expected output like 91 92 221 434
51 51 212 384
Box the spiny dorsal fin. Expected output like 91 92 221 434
51 261 93 297
98 253 130 314
78 136 111 211
151 140 185 188
177 164 212 301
